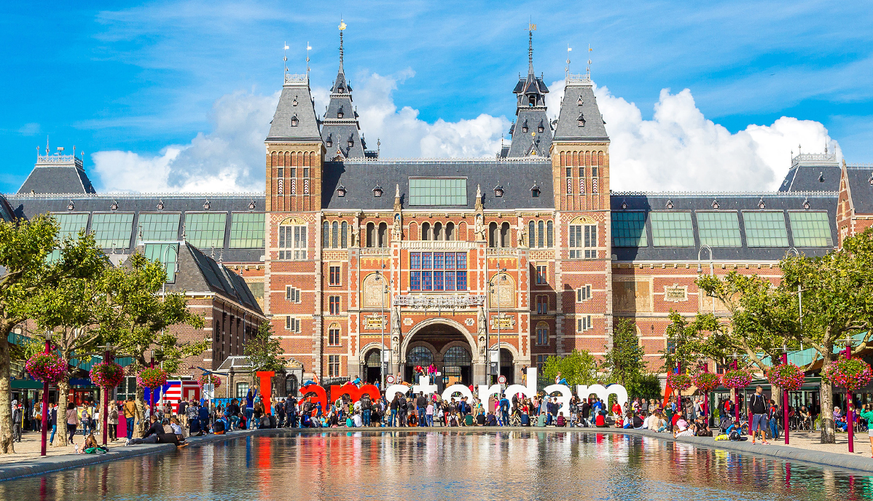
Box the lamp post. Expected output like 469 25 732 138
40 331 52 457
782 344 790 445
842 337 855 453
697 244 714 313
731 353 740 424
700 362 709 423
98 344 114 446
488 268 507 385
375 270 389 389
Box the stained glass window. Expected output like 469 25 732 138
611 212 647 247
743 212 789 247
697 212 741 247
650 212 694 247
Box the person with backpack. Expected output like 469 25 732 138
749 386 770 445
498 396 510 426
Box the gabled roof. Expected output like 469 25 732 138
845 164 873 214
266 75 321 143
168 242 263 314
553 77 609 142
507 109 552 158
778 153 841 192
18 161 97 195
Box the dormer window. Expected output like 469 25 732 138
290 115 299 127
337 185 346 197
325 135 333 148
577 113 586 127
577 96 584 105
494 185 504 198
538 123 544 133
521 120 528 133
338 86 344 93
528 96 536 106
373 185 383 198
530 183 540 198
292 96 298 106
348 137 354 148
337 107 344 119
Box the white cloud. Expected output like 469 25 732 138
549 82 840 192
93 72 838 195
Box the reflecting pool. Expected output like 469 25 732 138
1 431 871 500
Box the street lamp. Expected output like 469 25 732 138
697 244 714 313
781 343 790 446
375 270 390 389
488 268 507 385
39 330 52 457
97 344 114 446
842 335 856 453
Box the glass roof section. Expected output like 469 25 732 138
697 212 742 247
185 213 227 250
611 212 647 247
409 178 467 206
229 212 265 248
143 242 179 283
650 212 694 247
91 213 134 249
51 213 89 240
743 211 789 247
789 211 833 247
138 213 181 242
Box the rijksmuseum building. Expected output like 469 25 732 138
5 31 873 392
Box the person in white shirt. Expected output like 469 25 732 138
352 412 363 428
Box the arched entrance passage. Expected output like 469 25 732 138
401 318 478 387
361 347 382 385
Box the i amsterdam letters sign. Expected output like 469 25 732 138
300 368 627 418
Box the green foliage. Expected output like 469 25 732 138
626 373 662 400
541 349 599 388
601 318 647 386
661 310 723 370
244 321 284 372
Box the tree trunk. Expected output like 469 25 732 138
0 338 14 454
819 355 836 444
55 379 70 447
134 386 146 438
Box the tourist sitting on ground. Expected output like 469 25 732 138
170 417 186 442
407 411 418 427
673 419 694 438
78 433 108 454
693 416 712 437
632 412 645 430
483 412 497 426
834 407 848 432
654 412 668 433
595 411 608 428
622 411 635 429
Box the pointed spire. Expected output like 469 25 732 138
338 19 347 74
528 27 534 76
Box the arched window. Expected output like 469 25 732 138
500 222 510 248
322 221 330 248
489 222 498 247
366 222 375 248
528 221 535 248
378 222 387 247
340 222 348 248
537 220 545 248
444 346 472 366
422 222 431 241
546 221 554 247
445 222 454 241
365 350 381 367
536 322 549 346
408 346 434 366
434 222 443 241
332 221 339 249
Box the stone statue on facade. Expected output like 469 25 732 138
477 305 487 337
351 223 359 247
474 214 486 241
392 213 402 240
517 225 525 247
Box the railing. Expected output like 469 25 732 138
566 73 592 84
791 152 837 167
284 73 308 84
37 154 83 166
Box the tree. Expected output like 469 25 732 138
25 232 108 447
244 321 284 372
661 310 724 371
541 349 599 388
602 318 661 398
601 318 647 386
98 253 206 436
779 229 873 444
0 216 73 454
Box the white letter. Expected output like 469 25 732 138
576 384 628 410
477 384 502 409
441 384 473 402
544 384 573 416
385 384 410 402
413 376 438 398
504 367 538 406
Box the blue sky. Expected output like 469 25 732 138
2 1 872 193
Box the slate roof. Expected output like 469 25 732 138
507 109 552 158
610 191 838 262
845 164 873 214
18 164 96 195
168 242 262 314
4 193 266 263
553 78 609 142
322 159 555 210
778 153 841 192
266 76 321 143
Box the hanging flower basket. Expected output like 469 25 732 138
722 369 753 389
198 374 221 389
25 352 68 384
137 367 169 389
766 363 806 391
90 361 125 388
822 357 873 391
667 372 692 392
693 371 721 393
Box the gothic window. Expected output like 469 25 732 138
488 222 498 247
408 346 434 366
322 221 329 247
332 222 339 248
340 222 348 248
444 346 471 366
500 222 510 248
445 222 455 241
328 296 340 315
279 223 307 260
546 221 553 247
422 222 431 241
434 222 443 241
537 220 544 248
528 221 535 247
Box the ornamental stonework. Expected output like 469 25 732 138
664 284 689 303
